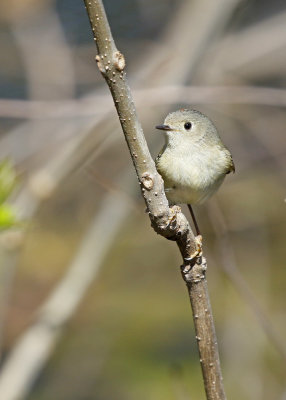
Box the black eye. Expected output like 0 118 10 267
184 122 192 130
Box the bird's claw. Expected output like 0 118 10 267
169 205 181 220
184 235 203 264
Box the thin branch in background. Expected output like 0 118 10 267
2 12 77 302
82 0 235 398
0 122 120 354
205 10 286 82
1 85 286 119
85 167 140 213
0 173 133 400
1 0 240 166
11 5 76 100
1 0 243 169
242 112 286 182
136 0 242 85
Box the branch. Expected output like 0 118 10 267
2 85 286 119
83 1 227 399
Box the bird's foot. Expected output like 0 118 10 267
161 205 182 241
170 205 181 215
184 235 203 264
195 234 203 255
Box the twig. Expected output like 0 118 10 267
83 1 226 398
2 85 286 119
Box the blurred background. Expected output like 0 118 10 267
0 0 286 399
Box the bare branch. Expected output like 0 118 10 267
83 1 227 398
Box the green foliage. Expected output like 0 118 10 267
0 203 17 230
0 160 18 230
0 160 16 203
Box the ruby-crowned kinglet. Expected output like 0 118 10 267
155 109 234 234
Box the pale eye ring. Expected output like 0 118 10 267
184 122 192 130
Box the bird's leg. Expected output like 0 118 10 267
187 204 200 236
183 204 203 263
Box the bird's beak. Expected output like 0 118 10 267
155 124 172 131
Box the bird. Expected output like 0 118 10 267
155 109 235 236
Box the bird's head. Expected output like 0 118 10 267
156 109 219 146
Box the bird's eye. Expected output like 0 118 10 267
184 122 192 130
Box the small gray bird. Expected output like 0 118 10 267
155 109 234 235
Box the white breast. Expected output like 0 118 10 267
158 145 228 205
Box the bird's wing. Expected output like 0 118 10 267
225 151 235 174
155 145 166 167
